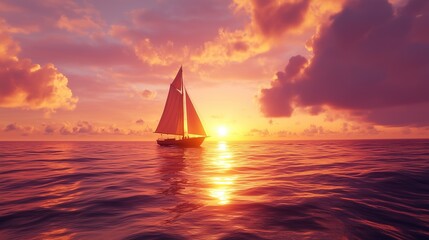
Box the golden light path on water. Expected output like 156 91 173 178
207 142 236 205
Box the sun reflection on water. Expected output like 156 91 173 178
208 142 236 205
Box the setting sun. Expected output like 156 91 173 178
217 126 229 137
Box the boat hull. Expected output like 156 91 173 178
157 137 205 147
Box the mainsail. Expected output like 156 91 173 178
155 67 206 137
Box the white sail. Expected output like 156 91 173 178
155 67 205 137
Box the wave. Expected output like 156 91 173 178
0 140 428 239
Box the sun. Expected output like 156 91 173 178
217 126 228 137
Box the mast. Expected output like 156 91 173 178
182 67 188 138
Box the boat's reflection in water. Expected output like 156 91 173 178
207 142 236 205
158 147 189 196
157 146 205 222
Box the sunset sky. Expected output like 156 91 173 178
1 0 428 141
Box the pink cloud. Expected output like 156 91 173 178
135 119 145 124
56 121 153 136
302 124 327 137
108 0 312 68
0 18 38 34
109 0 245 66
20 36 139 67
4 123 20 132
1 0 315 71
251 0 310 38
57 14 103 36
3 122 34 135
0 0 99 33
44 124 55 134
259 0 429 126
127 2 236 46
140 89 156 100
0 32 77 112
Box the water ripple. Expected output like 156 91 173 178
0 140 428 239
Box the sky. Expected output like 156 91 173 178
0 0 428 141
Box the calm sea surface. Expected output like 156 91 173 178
1 140 429 240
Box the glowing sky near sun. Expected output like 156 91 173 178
0 0 428 141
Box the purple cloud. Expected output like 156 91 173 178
259 0 429 126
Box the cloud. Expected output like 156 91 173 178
110 26 185 66
0 32 78 112
190 27 269 66
4 123 19 132
302 124 326 136
259 55 308 117
247 128 270 137
3 123 34 135
109 1 238 66
58 121 153 136
0 0 103 37
135 119 145 125
248 0 310 38
192 0 316 66
0 30 19 56
21 38 139 67
110 0 315 68
232 0 343 39
140 89 157 100
0 18 38 34
58 121 105 135
277 130 296 137
57 14 103 36
259 0 429 126
44 125 56 134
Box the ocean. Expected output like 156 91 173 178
0 140 428 240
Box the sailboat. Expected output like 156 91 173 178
155 67 206 147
